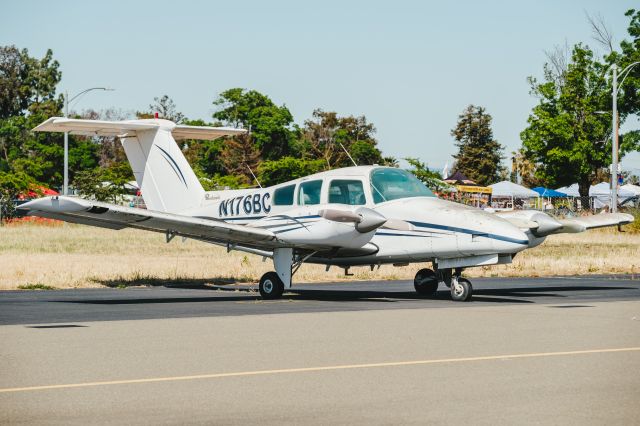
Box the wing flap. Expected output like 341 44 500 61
19 196 279 247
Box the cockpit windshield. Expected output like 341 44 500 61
370 168 435 203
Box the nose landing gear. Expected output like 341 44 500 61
449 275 473 301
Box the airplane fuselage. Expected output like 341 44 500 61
188 166 531 268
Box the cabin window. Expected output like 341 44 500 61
328 180 366 205
298 180 323 205
370 168 434 203
273 184 295 205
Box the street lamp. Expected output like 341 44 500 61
63 87 114 195
609 62 639 213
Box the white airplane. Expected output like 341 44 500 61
20 117 634 301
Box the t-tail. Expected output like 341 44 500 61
32 117 246 214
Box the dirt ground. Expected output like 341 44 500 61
1 222 639 290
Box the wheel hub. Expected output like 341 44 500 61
263 279 273 293
452 280 464 296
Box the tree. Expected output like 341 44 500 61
0 46 61 119
301 109 382 168
511 149 540 188
213 88 296 160
0 170 34 222
78 108 132 168
404 157 450 192
451 105 504 186
144 95 185 123
72 162 133 203
220 133 261 185
521 11 640 197
257 157 326 187
521 45 613 196
0 46 31 119
612 9 640 152
0 46 72 190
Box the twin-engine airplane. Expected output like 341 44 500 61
20 117 634 301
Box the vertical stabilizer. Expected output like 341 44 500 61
121 120 204 213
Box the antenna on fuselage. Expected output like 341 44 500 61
244 124 262 188
339 142 358 167
246 163 262 188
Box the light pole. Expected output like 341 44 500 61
609 62 639 213
63 87 113 195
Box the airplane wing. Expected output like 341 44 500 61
554 212 635 234
18 196 279 249
498 211 635 237
33 117 246 139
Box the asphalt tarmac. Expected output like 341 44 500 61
1 275 639 425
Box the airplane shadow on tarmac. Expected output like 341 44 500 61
59 280 636 306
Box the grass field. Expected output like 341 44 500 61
1 221 639 290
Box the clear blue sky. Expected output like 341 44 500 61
3 0 639 174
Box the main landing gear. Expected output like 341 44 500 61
258 248 316 300
413 268 473 302
259 272 284 299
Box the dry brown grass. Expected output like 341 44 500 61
1 221 639 290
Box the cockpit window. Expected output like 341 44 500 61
273 184 295 205
370 168 434 203
328 180 366 205
298 180 323 205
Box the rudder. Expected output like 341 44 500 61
121 120 204 213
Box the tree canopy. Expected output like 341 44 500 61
213 88 297 160
451 105 504 186
521 9 640 196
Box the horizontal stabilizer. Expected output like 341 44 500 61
33 117 246 140
33 117 157 136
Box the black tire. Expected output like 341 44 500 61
259 272 284 299
414 268 439 296
450 277 473 302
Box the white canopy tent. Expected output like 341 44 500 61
556 182 636 208
489 181 539 198
621 183 640 195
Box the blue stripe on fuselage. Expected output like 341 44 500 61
408 220 528 245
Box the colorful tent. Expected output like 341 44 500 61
532 187 567 198
443 170 476 185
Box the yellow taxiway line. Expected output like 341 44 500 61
1 347 639 394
